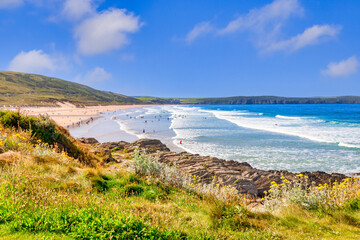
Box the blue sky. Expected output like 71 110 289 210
0 0 359 98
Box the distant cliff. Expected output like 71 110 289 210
179 96 360 105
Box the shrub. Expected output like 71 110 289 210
123 184 144 196
210 201 250 230
263 174 360 211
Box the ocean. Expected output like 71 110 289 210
71 104 360 174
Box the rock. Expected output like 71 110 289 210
78 137 99 145
100 141 129 150
101 149 113 163
125 139 170 153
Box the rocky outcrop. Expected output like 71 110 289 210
126 139 171 153
84 137 346 197
78 137 99 145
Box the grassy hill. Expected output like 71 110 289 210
0 71 143 106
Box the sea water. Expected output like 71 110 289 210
71 104 360 174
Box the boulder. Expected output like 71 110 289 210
78 137 99 145
125 139 170 153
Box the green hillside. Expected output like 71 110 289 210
0 71 143 106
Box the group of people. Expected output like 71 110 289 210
123 112 185 145
66 117 94 129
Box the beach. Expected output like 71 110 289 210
17 102 153 127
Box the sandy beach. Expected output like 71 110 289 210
17 102 153 127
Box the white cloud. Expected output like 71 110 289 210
186 22 213 43
61 0 94 21
8 49 64 74
219 0 303 35
0 0 23 8
267 25 341 52
74 8 142 55
322 56 359 77
76 67 112 83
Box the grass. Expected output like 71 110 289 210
0 111 360 239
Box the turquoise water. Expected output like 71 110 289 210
72 104 360 174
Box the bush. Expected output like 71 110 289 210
123 184 144 196
91 176 110 192
264 174 360 211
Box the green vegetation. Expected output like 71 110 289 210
134 96 181 104
1 110 360 239
0 71 142 106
